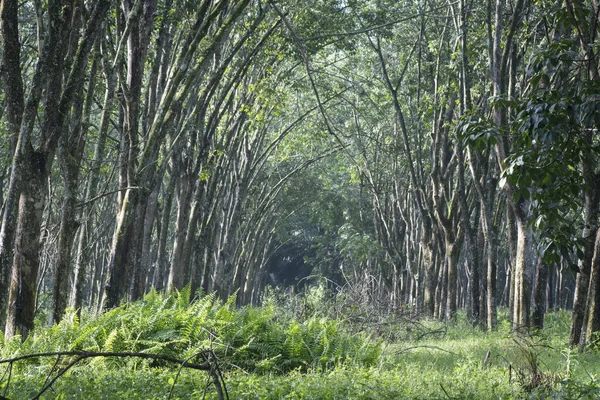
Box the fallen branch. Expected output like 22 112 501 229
0 350 227 400
395 345 459 356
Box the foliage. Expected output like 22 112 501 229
1 292 600 399
1 289 380 378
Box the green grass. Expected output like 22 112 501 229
1 289 599 399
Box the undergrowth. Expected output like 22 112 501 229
0 285 599 399
1 287 380 376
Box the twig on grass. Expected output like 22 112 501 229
395 345 459 356
0 362 12 398
200 351 229 400
440 383 452 398
0 350 210 369
0 350 227 400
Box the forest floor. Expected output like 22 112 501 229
1 288 599 399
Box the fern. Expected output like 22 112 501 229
71 324 102 351
176 284 192 309
2 289 383 377
187 291 216 320
103 329 119 352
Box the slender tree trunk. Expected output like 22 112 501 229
531 257 547 330
53 42 98 323
181 180 208 289
167 170 193 291
153 169 176 291
129 199 150 301
72 54 115 314
0 0 29 331
139 182 160 292
570 164 599 345
422 226 436 316
5 150 46 339
0 0 24 151
440 254 449 320
546 265 554 311
485 202 498 330
105 188 140 308
445 239 462 321
491 0 528 329
506 206 516 318
513 208 530 328
584 228 600 346
53 153 80 322
485 177 499 329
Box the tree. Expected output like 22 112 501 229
2 0 111 338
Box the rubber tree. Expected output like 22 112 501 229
489 0 531 329
0 0 25 331
104 0 257 308
164 4 274 294
52 37 101 324
2 0 111 339
70 44 117 316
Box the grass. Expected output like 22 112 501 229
1 288 600 399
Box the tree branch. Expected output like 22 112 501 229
0 350 228 400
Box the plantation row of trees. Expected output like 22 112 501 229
0 0 599 349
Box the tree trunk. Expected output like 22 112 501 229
445 239 461 321
0 0 31 331
4 0 109 338
152 169 176 291
71 54 115 315
181 180 209 290
531 257 547 330
490 0 528 329
545 264 554 311
104 188 141 308
4 150 46 339
484 203 498 330
0 0 24 329
439 249 449 320
513 208 530 328
53 43 99 323
584 228 600 347
139 182 161 293
53 152 80 323
167 168 193 291
570 162 599 345
422 226 436 316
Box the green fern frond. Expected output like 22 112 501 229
188 292 217 320
103 329 119 352
176 284 192 309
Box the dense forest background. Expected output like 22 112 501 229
0 0 599 350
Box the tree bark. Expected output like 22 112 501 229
491 0 528 329
0 0 24 149
4 0 111 338
445 239 462 321
584 228 600 346
5 150 46 339
152 167 176 291
513 207 530 328
570 155 600 345
53 38 99 324
167 166 193 291
531 257 547 330
71 52 116 315
0 0 27 332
